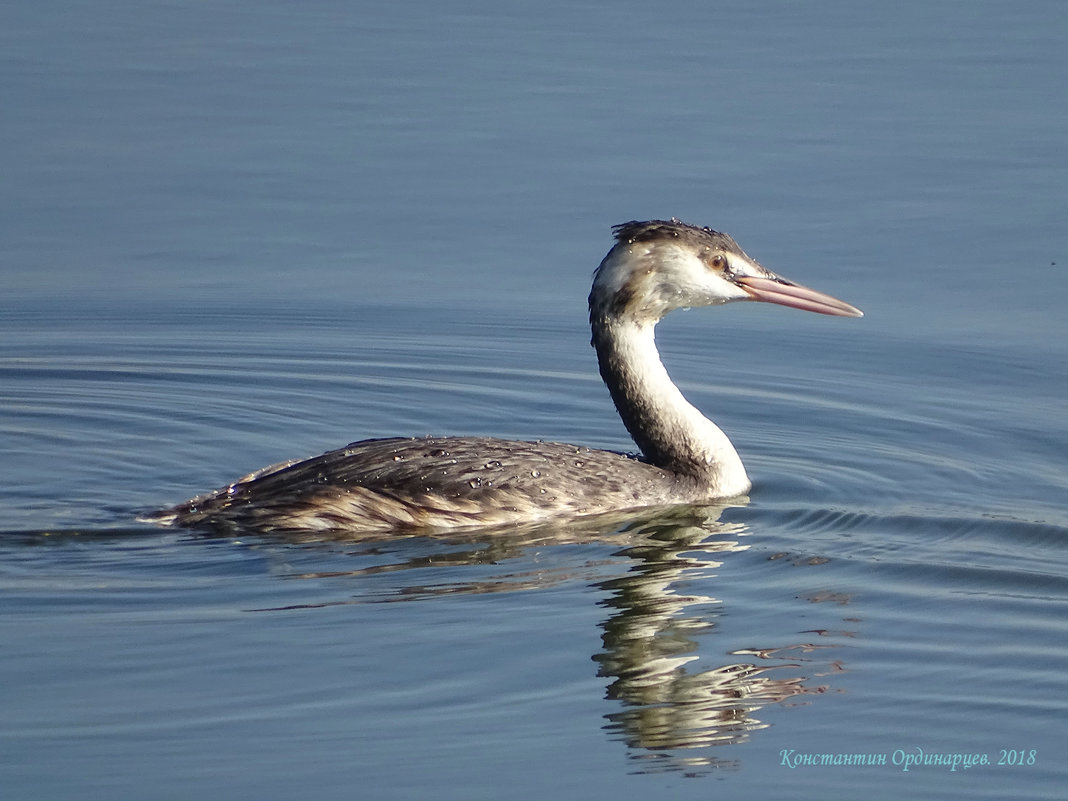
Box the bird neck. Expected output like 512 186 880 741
591 315 751 496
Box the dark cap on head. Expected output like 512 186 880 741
611 219 747 257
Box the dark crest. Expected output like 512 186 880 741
611 219 745 255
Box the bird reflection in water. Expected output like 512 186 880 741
592 511 840 773
251 504 849 774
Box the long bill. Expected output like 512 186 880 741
734 275 863 317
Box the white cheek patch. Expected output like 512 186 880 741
594 243 756 320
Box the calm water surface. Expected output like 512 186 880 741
3 2 1067 799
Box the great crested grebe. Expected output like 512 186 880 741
146 219 862 534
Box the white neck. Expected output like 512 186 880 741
591 317 751 497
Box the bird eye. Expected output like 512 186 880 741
709 254 728 270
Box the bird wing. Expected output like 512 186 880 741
161 436 683 533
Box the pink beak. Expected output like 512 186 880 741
735 275 863 318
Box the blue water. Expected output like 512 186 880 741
2 1 1067 799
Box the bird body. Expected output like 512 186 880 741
156 436 700 533
147 219 861 534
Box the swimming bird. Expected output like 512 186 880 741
146 219 861 534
